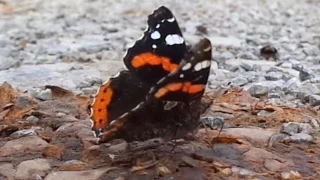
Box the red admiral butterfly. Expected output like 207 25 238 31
90 6 212 143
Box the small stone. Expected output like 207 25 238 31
181 156 200 168
297 123 313 133
292 63 303 71
220 168 232 176
15 158 51 180
30 88 53 101
200 116 225 130
0 163 16 180
281 123 300 135
299 67 315 81
156 165 171 176
265 71 283 81
240 63 253 71
44 167 117 180
297 83 319 102
290 133 313 143
231 166 256 176
0 136 48 156
56 112 67 117
248 85 269 98
309 94 320 106
59 160 87 171
25 115 40 123
281 171 302 179
10 129 37 138
257 110 273 117
42 144 64 160
230 77 248 87
268 93 281 99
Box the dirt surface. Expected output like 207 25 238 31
1 83 320 179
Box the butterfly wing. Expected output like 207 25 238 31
147 38 212 102
123 6 187 85
90 71 149 136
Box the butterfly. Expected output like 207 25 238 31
89 6 212 143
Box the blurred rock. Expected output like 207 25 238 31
15 159 51 180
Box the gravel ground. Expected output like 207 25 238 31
1 0 320 106
1 0 320 179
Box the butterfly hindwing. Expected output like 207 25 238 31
147 38 212 102
123 6 187 85
90 71 149 136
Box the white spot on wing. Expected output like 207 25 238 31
167 17 175 22
179 74 184 78
156 24 160 28
203 45 211 52
165 34 184 45
151 31 161 40
182 62 192 71
194 63 202 71
194 60 211 71
202 60 211 68
152 44 157 49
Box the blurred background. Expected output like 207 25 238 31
0 0 320 101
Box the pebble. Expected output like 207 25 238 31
44 167 117 180
200 116 225 130
290 133 314 143
0 136 48 156
15 159 51 180
59 160 87 171
0 163 16 180
299 67 315 81
268 92 281 99
240 62 253 71
25 115 40 123
30 88 53 101
297 82 319 102
281 171 302 180
309 94 320 106
281 123 300 135
248 85 269 98
10 129 37 139
265 71 283 81
230 76 248 87
231 166 256 176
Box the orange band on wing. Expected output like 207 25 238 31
154 81 204 99
90 82 113 131
132 52 179 72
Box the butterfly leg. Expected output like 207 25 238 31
170 122 183 153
